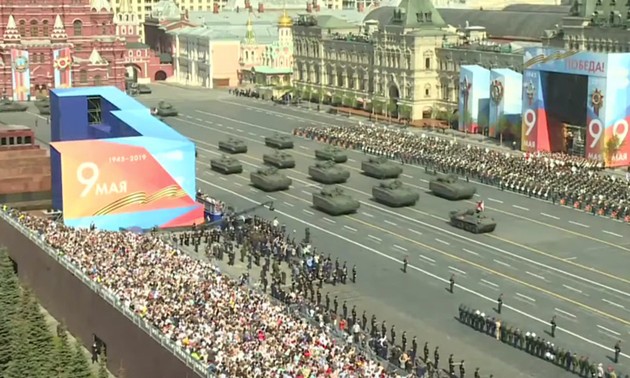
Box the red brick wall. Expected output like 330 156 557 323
0 149 51 194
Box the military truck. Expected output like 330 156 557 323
218 137 248 154
34 98 50 115
312 185 360 215
264 133 294 149
308 161 350 184
314 145 348 163
210 155 243 174
0 99 27 112
263 150 296 169
449 209 496 234
152 101 178 117
372 179 419 207
361 156 403 179
429 174 476 200
250 167 292 191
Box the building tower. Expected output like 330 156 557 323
50 15 68 43
115 0 141 43
3 15 21 44
245 14 256 44
277 9 293 48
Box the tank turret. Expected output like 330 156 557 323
315 145 348 163
361 156 403 179
449 209 496 233
312 185 360 215
218 137 248 153
263 149 296 168
372 179 419 207
250 167 292 191
210 154 243 174
309 161 350 184
155 101 178 117
0 98 27 113
429 174 476 200
265 133 294 149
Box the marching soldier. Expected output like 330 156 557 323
449 274 455 293
411 336 418 358
497 293 503 314
341 264 348 284
550 315 557 338
316 288 322 306
351 265 357 283
333 295 338 314
614 340 621 363
459 360 465 378
362 310 367 329
381 320 387 338
474 367 480 378
351 305 357 325
434 346 440 369
342 301 348 320
370 314 377 336
402 255 408 273
448 354 455 375
325 292 330 312
390 325 396 345
423 342 429 362
401 331 407 352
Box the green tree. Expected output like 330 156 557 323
399 105 412 120
0 248 20 371
97 354 109 378
19 288 55 377
496 115 515 146
52 324 73 378
67 342 93 378
4 319 32 378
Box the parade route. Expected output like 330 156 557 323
4 84 629 378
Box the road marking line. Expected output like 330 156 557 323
540 212 560 220
348 158 357 162
248 132 257 136
512 205 530 211
480 279 498 287
301 190 311 195
419 254 436 263
227 126 234 130
597 325 621 336
563 284 583 294
236 129 244 132
603 299 625 309
603 230 623 238
449 266 467 275
266 195 277 200
217 123 223 127
564 257 577 261
219 177 227 181
185 115 192 118
368 235 382 242
462 248 479 256
303 209 314 215
344 225 357 232
384 220 398 226
516 293 536 302
363 212 374 218
555 308 577 318
323 217 336 224
526 271 546 280
196 118 203 121
401 174 413 179
394 244 408 252
488 198 503 204
207 121 214 124
283 201 294 207
299 146 309 150
493 259 511 267
408 228 423 236
569 220 590 228
419 178 429 183
234 182 243 187
435 238 450 246
249 187 257 192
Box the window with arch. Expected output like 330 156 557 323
18 20 26 37
424 84 431 97
79 70 88 84
42 20 49 36
73 20 83 36
30 20 39 37
94 75 102 86
425 57 431 70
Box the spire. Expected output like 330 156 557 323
391 0 445 29
277 1 293 28
3 15 21 43
89 48 108 65
50 15 68 41
245 14 256 43
90 0 113 12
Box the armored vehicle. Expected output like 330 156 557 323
210 155 243 174
449 209 496 234
308 161 350 184
312 185 360 216
153 101 178 117
263 150 296 169
372 179 419 207
361 156 403 179
264 133 294 149
250 167 292 192
218 138 248 154
0 99 27 113
34 98 50 115
314 145 348 163
429 174 476 200
137 84 152 94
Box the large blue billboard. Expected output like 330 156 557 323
459 65 490 133
489 68 522 139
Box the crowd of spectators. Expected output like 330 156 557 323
5 206 419 378
293 125 630 222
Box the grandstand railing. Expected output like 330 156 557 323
0 211 213 378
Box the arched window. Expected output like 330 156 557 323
94 75 102 86
79 70 87 84
73 20 83 36
18 20 26 37
30 20 39 37
42 20 50 36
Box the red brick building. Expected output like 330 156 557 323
0 0 128 100
143 2 195 59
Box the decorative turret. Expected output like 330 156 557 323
50 15 68 42
114 0 140 42
278 9 293 28
89 48 108 65
244 15 256 44
3 15 21 43
91 0 113 12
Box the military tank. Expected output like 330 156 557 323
34 98 50 115
0 99 27 112
308 161 350 184
210 155 243 174
429 174 477 200
361 156 403 179
153 101 178 117
314 145 348 163
250 167 292 192
449 209 496 234
263 150 296 169
312 185 360 216
264 133 294 149
218 137 248 154
372 179 419 207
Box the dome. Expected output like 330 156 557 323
278 11 293 27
